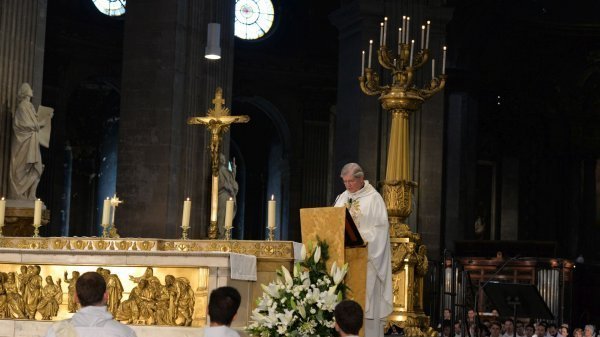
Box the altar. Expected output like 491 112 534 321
0 237 295 337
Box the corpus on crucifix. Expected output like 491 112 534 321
187 87 249 239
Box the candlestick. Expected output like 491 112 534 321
409 40 415 67
442 46 447 74
420 25 425 50
224 198 234 230
0 197 5 237
33 199 42 238
379 22 384 46
0 197 5 226
405 17 410 46
101 198 110 225
398 28 402 54
267 195 276 229
182 198 191 228
402 16 406 44
432 58 436 78
361 50 365 76
33 199 42 226
383 17 388 45
368 40 373 68
425 20 431 49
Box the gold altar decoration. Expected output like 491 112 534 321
0 264 203 326
359 20 446 337
188 87 249 239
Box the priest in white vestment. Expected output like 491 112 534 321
334 163 393 337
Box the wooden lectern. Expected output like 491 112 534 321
300 207 368 336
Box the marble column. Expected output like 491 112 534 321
0 0 47 196
117 0 234 238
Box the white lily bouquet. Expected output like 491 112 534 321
248 240 349 337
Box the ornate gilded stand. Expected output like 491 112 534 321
359 32 446 336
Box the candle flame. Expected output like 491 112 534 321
229 197 233 201
186 197 190 201
271 195 275 200
380 22 383 27
427 20 431 24
422 25 425 29
384 17 388 21
369 39 373 44
443 46 447 51
1 197 4 201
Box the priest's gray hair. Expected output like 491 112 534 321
340 163 364 178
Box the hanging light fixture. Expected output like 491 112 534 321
205 23 221 60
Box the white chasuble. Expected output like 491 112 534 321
334 180 393 320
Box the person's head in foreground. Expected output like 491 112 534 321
76 271 107 307
334 300 364 337
208 286 241 326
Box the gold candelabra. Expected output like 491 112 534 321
359 18 446 337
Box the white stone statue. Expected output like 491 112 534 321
8 83 53 200
217 154 238 238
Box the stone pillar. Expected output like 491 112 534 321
117 0 234 238
0 0 47 196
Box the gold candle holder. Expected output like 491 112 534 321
208 220 218 239
101 223 110 238
0 223 4 237
224 226 233 240
267 226 276 241
181 225 190 240
32 223 42 238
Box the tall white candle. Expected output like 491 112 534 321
33 199 42 226
267 195 276 229
182 198 191 228
368 40 373 68
405 17 410 45
361 50 365 76
379 22 384 46
442 46 447 74
426 21 431 49
0 197 5 225
101 197 111 224
383 17 388 45
432 58 436 78
409 40 415 67
420 25 425 50
211 176 218 222
402 16 406 44
224 197 234 229
398 28 402 54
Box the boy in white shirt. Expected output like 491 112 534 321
203 286 241 337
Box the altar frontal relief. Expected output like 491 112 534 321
0 264 209 326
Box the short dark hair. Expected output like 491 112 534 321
76 272 106 307
208 286 241 326
334 300 363 335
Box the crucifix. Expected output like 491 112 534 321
187 87 249 239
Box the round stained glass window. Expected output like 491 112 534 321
92 0 126 17
234 0 275 40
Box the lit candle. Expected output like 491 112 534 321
402 16 406 44
383 17 388 45
33 199 42 226
425 20 431 49
398 28 402 54
224 197 234 229
405 17 410 45
409 40 415 67
0 197 5 225
442 46 447 74
368 40 373 68
182 198 191 228
267 195 276 229
101 197 110 225
420 25 425 50
379 22 384 46
432 58 436 78
361 50 365 76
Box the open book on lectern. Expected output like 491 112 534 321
344 209 365 247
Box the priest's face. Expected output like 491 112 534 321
342 174 364 193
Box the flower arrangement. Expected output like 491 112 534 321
248 240 349 337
